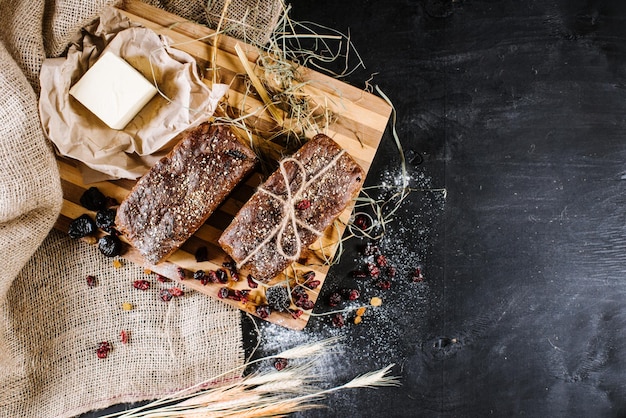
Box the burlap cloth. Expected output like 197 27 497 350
0 0 282 416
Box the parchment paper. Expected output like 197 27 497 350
39 6 228 180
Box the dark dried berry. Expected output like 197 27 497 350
307 279 321 289
193 270 206 281
247 274 259 289
86 275 97 288
300 299 315 310
353 214 369 230
205 270 219 284
328 292 342 307
133 280 150 290
177 267 187 280
341 288 360 301
387 266 397 278
376 254 388 267
194 246 209 262
377 280 391 290
105 196 119 208
223 260 239 281
226 149 248 160
216 269 228 283
273 358 288 371
68 214 97 239
159 289 173 302
292 286 308 299
80 187 107 211
296 199 311 210
95 208 117 233
217 287 229 299
96 341 111 359
302 271 316 281
256 304 271 319
169 287 184 297
266 286 291 312
331 313 345 328
98 234 122 257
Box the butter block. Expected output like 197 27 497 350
69 52 158 130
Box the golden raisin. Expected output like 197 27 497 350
356 307 367 317
112 259 123 269
144 268 152 275
122 302 133 311
370 297 382 307
354 316 362 325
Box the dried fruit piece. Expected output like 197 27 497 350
247 274 259 289
86 275 97 288
411 267 425 282
68 214 97 239
98 235 122 257
376 254 388 267
331 313 345 327
159 289 173 302
80 187 107 211
370 297 382 307
157 274 171 283
327 292 342 307
169 287 184 297
377 280 391 290
289 308 303 319
353 315 363 325
120 330 129 344
122 302 133 311
256 304 271 319
356 307 367 317
265 286 290 312
133 280 150 291
341 288 360 301
95 208 117 233
216 269 228 284
353 214 369 230
112 259 123 269
222 260 239 281
273 358 288 371
96 341 111 359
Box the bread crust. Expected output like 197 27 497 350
116 122 257 264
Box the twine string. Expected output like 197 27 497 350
238 149 347 267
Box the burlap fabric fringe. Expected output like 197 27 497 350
0 0 283 416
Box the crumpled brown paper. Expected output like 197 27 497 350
39 6 228 180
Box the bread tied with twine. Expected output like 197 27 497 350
219 134 365 282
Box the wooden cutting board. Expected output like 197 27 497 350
54 0 392 330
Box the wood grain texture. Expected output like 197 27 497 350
54 0 391 330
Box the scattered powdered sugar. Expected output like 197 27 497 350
253 158 446 409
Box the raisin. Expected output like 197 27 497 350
80 187 107 211
265 286 291 312
86 275 97 288
95 208 117 233
68 214 97 239
341 288 360 301
367 262 380 278
377 280 392 290
289 309 303 319
177 267 187 280
331 313 345 327
247 274 259 289
222 260 239 281
98 235 122 257
96 341 111 359
376 254 388 267
216 269 228 283
353 214 369 230
193 270 206 281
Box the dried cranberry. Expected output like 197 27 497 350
96 341 111 359
300 299 315 310
353 214 369 230
256 304 271 319
157 274 171 283
120 330 129 344
98 234 122 257
133 280 150 290
217 287 229 299
376 254 388 267
327 292 342 307
216 269 228 283
247 274 259 289
377 280 392 290
302 271 316 281
68 214 97 239
296 199 311 210
95 208 117 233
289 309 303 319
223 260 239 281
331 313 345 327
341 288 360 301
411 267 425 282
266 286 291 312
273 358 288 371
177 267 187 280
169 287 184 297
206 270 219 284
307 280 321 289
193 270 206 281
387 266 397 278
159 289 173 302
195 246 209 262
80 187 107 211
86 275 97 288
292 286 308 299
367 262 380 278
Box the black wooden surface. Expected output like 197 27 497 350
86 0 626 416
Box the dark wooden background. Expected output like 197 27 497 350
87 0 626 416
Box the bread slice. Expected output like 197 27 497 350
219 134 365 282
116 122 257 264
